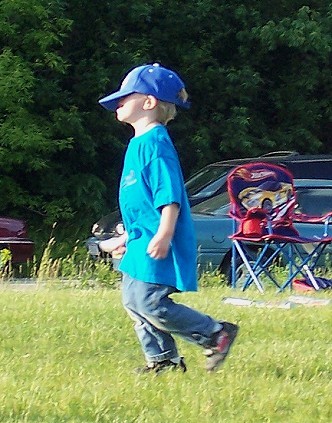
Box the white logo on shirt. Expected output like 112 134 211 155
123 170 137 188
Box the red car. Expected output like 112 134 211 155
0 217 34 263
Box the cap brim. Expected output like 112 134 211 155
98 88 135 111
99 89 192 111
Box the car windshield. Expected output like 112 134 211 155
295 187 332 216
185 165 230 198
191 185 332 217
191 192 230 215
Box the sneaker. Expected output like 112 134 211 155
205 322 239 372
135 357 187 374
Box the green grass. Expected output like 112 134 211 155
0 283 331 422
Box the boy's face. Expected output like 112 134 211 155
115 93 149 125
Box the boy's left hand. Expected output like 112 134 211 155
147 234 171 259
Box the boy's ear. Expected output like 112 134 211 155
143 95 158 110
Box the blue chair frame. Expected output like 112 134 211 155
228 162 332 292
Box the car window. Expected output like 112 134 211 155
295 188 332 216
191 192 230 215
192 185 332 217
185 166 230 197
189 175 229 199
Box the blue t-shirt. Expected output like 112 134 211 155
118 125 197 292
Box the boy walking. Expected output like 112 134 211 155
99 63 238 373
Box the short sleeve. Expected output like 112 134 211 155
144 156 183 210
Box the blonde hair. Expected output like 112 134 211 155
155 88 189 125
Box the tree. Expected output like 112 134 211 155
0 0 108 242
1 0 331 254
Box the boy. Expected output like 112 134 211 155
99 63 238 373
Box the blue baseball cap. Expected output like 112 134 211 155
99 63 190 111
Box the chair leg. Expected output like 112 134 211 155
303 265 320 290
278 242 329 291
233 240 264 293
231 242 237 289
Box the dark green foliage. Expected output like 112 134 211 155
0 0 331 256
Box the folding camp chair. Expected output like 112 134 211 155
227 162 332 292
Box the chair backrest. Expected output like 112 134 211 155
227 162 296 224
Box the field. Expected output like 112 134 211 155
0 281 331 423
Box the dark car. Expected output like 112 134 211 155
0 217 34 264
86 211 124 267
186 151 332 205
87 180 332 281
192 179 332 281
86 152 332 262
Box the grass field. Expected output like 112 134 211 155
0 282 331 423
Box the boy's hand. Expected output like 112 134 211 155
147 234 171 259
147 203 179 259
99 232 128 258
111 245 127 259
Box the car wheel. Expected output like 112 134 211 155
222 247 279 288
232 261 264 290
222 255 258 288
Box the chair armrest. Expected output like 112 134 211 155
293 211 332 237
292 211 332 224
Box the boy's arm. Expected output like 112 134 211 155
147 203 179 259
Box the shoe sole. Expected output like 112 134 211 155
135 359 187 374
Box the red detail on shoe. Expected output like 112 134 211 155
216 334 230 354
